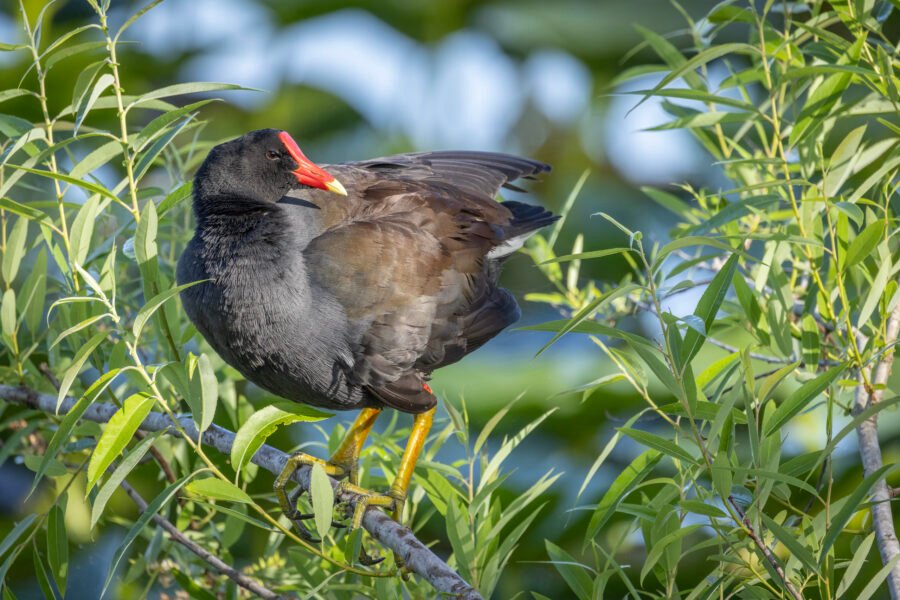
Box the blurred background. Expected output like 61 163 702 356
5 1 897 598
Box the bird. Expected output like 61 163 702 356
176 128 556 546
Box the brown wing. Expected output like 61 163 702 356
301 152 552 412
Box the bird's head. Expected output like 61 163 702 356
193 129 346 213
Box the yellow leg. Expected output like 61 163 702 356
328 407 381 484
338 406 436 529
389 407 435 521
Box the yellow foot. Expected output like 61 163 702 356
335 481 409 567
275 451 348 542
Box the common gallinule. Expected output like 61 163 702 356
177 129 556 540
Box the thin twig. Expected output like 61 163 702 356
118 480 283 599
728 496 804 600
853 303 900 599
0 385 483 600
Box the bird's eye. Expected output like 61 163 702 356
266 150 280 161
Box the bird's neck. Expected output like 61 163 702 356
193 195 295 273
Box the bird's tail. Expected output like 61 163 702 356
488 201 559 259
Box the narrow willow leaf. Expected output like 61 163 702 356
445 498 475 582
618 428 698 465
541 247 630 265
764 364 846 437
157 181 192 217
309 463 334 540
759 361 801 404
857 555 900 600
1 217 27 284
55 331 106 413
836 532 875 597
801 316 821 369
90 431 161 529
46 502 68 590
0 289 14 338
68 195 101 266
0 197 53 226
132 281 201 342
0 514 37 560
87 393 157 492
545 540 592 600
819 463 898 562
10 166 119 203
711 452 733 500
680 253 739 365
641 186 694 219
19 249 46 333
534 284 639 356
185 478 252 504
578 411 645 500
132 82 248 106
101 475 192 598
193 354 218 433
641 524 704 583
132 99 216 152
586 450 661 542
68 140 123 180
824 124 866 196
74 73 114 133
49 313 109 349
31 369 126 495
760 513 819 575
857 255 890 328
230 403 332 478
844 221 885 269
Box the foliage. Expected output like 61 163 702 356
524 1 900 598
3 0 900 598
0 1 553 597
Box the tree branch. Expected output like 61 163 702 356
0 385 482 600
854 305 900 599
728 497 803 600
118 479 283 599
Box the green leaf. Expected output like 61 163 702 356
641 524 704 583
618 427 698 465
759 361 801 403
309 463 334 540
46 502 68 590
545 540 593 600
820 464 898 562
844 221 884 269
132 99 216 152
49 313 110 349
759 513 819 575
157 181 192 217
75 73 114 133
32 368 127 495
1 217 28 285
91 430 161 529
824 124 867 196
586 450 661 542
534 284 639 356
87 393 157 492
680 253 739 365
836 532 875 597
801 316 821 370
131 82 250 106
101 475 193 598
790 36 865 146
764 364 846 437
230 403 332 478
10 165 119 203
0 289 15 338
68 195 101 267
641 186 694 219
194 353 217 433
132 281 201 342
540 247 630 265
68 140 123 180
185 478 252 504
857 554 900 600
0 514 37 560
857 252 890 328
0 197 53 226
55 331 106 413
